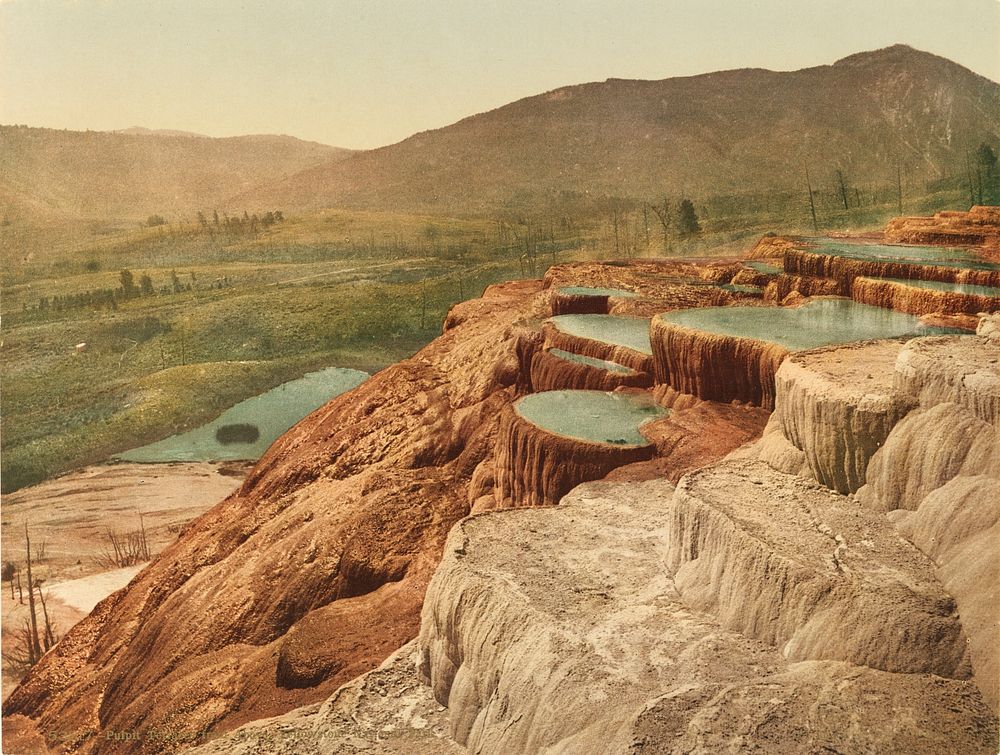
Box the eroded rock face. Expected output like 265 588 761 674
417 479 997 754
528 348 651 392
188 641 461 755
852 276 1000 315
764 272 844 302
667 460 970 677
2 279 549 753
650 314 788 408
774 341 915 493
542 322 653 374
745 331 999 712
492 404 655 507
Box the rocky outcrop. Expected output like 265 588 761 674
667 461 970 677
606 398 769 483
189 641 461 755
885 205 1000 249
764 272 845 302
417 479 997 754
492 404 655 507
891 476 1000 715
773 341 915 493
2 279 550 753
650 314 788 408
746 233 801 260
528 348 651 392
852 276 1000 315
542 321 653 374
741 330 999 711
783 247 1000 291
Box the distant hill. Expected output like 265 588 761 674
0 127 351 222
115 127 211 138
239 45 1000 214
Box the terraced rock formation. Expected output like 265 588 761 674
528 348 651 392
416 478 996 754
885 205 1000 249
742 327 1000 711
783 246 1000 291
852 276 1000 315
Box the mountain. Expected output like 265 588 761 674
115 127 210 138
239 45 1000 214
0 127 352 222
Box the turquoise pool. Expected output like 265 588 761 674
516 390 666 446
744 261 783 275
558 286 638 298
549 349 635 374
658 299 963 352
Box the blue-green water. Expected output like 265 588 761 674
659 299 963 352
558 286 638 298
549 348 635 374
118 367 369 462
808 239 1000 272
549 315 652 355
721 283 764 295
744 261 783 275
876 278 1000 297
516 390 666 446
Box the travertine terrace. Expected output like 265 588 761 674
6 209 1000 754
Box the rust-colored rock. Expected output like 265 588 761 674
528 348 650 392
541 321 653 374
650 314 788 409
764 273 844 302
852 276 1000 316
2 279 549 753
493 403 655 507
885 206 1000 250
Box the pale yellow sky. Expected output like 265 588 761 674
2 0 998 150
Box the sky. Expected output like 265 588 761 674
1 0 998 150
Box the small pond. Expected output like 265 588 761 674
658 299 964 352
548 348 635 374
549 314 652 354
516 390 666 446
118 367 368 462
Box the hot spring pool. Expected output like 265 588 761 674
744 261 783 275
558 286 638 298
807 239 1000 272
658 299 963 352
549 314 652 354
549 349 635 374
118 367 368 462
876 278 1000 297
516 390 666 446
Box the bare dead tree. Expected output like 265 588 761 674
96 513 150 569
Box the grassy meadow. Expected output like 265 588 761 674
0 181 972 492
